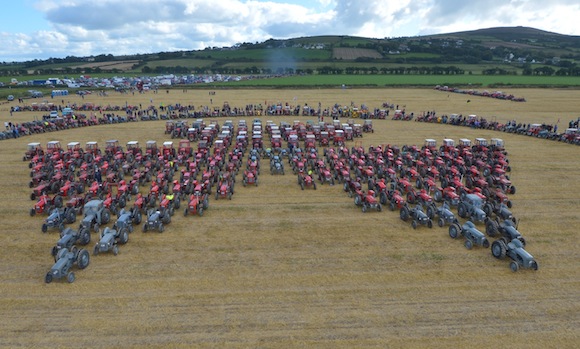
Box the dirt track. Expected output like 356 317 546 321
0 88 579 348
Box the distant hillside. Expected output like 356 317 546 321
1 26 579 78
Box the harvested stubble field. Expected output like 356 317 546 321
0 88 579 348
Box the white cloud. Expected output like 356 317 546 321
2 0 579 61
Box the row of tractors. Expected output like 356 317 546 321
289 135 538 272
31 116 368 282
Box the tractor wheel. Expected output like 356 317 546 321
54 196 63 208
407 191 416 204
102 209 111 224
313 182 317 190
510 261 519 272
427 219 433 229
509 186 516 195
41 224 48 233
119 229 129 244
31 192 36 201
464 240 473 250
518 236 527 247
506 200 513 209
243 179 247 187
485 219 498 237
198 207 204 217
119 195 126 208
379 192 387 205
426 205 435 219
530 260 539 271
400 206 409 221
94 223 100 234
93 245 99 256
203 198 209 209
80 228 90 245
67 272 76 283
112 245 119 256
169 207 175 216
66 210 76 224
389 202 395 211
142 224 148 233
135 211 142 224
77 249 90 269
449 223 461 239
438 218 445 227
434 190 442 202
228 192 232 200
377 204 382 212
174 197 180 209
159 224 165 233
482 238 490 249
30 208 36 217
483 203 493 218
491 240 507 259
362 205 367 213
45 273 53 284
411 220 418 230
300 182 304 190
184 208 189 217
457 203 467 218
354 195 361 206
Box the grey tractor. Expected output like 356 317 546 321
93 227 128 256
491 238 539 272
50 227 91 260
79 199 111 234
457 194 492 223
45 247 90 283
449 221 490 249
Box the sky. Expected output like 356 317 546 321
1 0 579 62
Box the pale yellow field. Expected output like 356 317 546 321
0 88 579 348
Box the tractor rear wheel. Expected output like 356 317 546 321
464 240 473 250
485 219 498 237
119 229 129 244
491 240 507 259
449 223 461 239
457 203 467 218
400 206 409 221
77 249 90 269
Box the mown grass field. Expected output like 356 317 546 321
0 88 578 348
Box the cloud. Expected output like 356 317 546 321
2 0 579 61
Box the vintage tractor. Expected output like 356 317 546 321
491 238 539 272
485 218 526 246
113 208 141 233
45 247 90 284
362 120 373 133
448 221 490 250
30 194 60 216
79 199 111 234
270 156 285 175
184 193 209 217
400 203 433 229
457 194 492 223
426 202 459 227
142 209 166 232
361 190 382 212
215 180 233 200
242 167 258 187
93 227 129 256
298 171 317 190
50 227 91 260
42 207 75 233
433 186 461 206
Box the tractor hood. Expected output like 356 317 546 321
51 257 69 273
99 232 116 246
57 233 75 248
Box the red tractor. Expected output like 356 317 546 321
361 190 382 212
298 171 317 190
215 180 234 200
30 194 61 216
433 186 461 206
242 167 258 187
184 193 209 217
